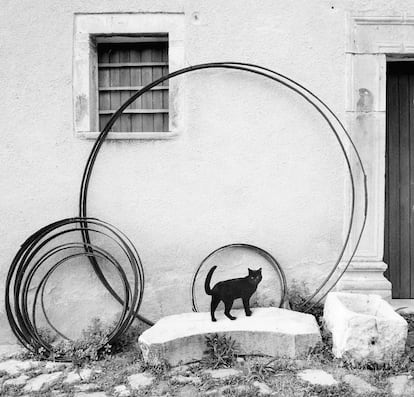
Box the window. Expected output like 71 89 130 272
97 35 169 133
73 13 184 139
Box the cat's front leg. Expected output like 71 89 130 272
224 299 236 320
242 297 252 317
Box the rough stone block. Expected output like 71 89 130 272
138 307 321 366
323 292 407 363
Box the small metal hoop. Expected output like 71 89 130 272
191 243 287 312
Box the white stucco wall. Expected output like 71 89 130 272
1 0 411 346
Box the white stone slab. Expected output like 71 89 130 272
253 381 275 395
75 393 106 397
64 368 93 384
204 368 242 379
114 385 131 396
138 307 321 366
297 369 338 386
0 359 40 375
0 345 24 360
389 375 414 396
3 374 29 386
343 374 377 394
75 383 99 392
128 372 155 389
323 292 408 364
45 361 67 371
23 371 63 392
171 374 202 385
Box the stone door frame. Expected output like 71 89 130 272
339 14 414 299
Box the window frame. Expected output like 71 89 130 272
73 13 184 140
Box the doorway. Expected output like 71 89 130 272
384 61 414 298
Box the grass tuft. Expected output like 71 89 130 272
202 333 240 369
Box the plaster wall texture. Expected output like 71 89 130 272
1 0 411 345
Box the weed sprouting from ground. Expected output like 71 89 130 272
401 312 414 363
401 312 414 330
19 317 146 367
287 280 324 325
144 359 171 378
244 358 279 382
222 385 263 396
202 333 240 369
238 356 304 384
37 327 57 345
287 280 334 363
307 382 354 397
110 320 148 354
308 325 335 363
50 318 112 365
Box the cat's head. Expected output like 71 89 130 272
248 268 262 285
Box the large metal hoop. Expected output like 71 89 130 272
79 62 368 317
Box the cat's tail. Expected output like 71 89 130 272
204 265 217 295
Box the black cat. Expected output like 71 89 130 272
204 266 262 322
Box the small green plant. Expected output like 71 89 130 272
110 320 147 354
287 280 336 364
50 317 111 366
243 357 299 383
287 280 324 326
17 317 146 367
307 382 354 397
308 323 334 363
203 333 240 369
222 385 262 396
37 327 58 345
145 358 171 377
245 358 277 382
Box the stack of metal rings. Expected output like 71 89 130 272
5 217 145 360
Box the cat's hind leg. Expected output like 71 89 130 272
210 295 220 322
242 297 252 317
224 299 236 320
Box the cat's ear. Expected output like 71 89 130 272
248 268 253 274
258 268 262 272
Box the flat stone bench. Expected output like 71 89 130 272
138 307 321 366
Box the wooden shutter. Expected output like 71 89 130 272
97 39 169 133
